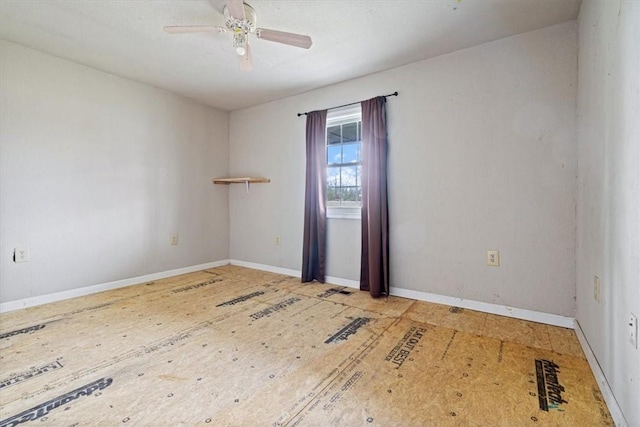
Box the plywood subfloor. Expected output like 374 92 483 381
0 266 612 426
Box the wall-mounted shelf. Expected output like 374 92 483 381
212 177 270 185
212 177 270 193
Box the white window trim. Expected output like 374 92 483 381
326 104 362 220
327 206 361 220
326 104 361 125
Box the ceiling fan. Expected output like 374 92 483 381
163 0 313 71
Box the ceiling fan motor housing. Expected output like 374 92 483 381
224 3 257 34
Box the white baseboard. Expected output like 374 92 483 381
325 275 360 289
574 320 629 427
2 258 575 330
0 260 230 313
228 259 574 329
230 259 300 278
229 259 361 289
390 287 575 329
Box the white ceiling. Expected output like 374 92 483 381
0 0 581 111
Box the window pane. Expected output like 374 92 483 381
342 122 358 142
342 187 357 202
358 122 361 141
327 166 340 188
327 145 341 165
328 168 340 205
338 187 361 206
341 165 357 186
342 142 360 164
326 116 362 209
327 188 340 203
327 126 341 145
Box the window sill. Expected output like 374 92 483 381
327 207 361 220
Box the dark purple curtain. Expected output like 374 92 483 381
360 97 389 297
302 110 328 283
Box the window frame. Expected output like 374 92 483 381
325 104 362 220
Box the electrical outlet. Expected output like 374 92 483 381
170 234 179 245
593 275 600 303
630 313 638 349
14 247 29 263
274 235 281 246
487 250 499 267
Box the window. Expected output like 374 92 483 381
326 105 361 219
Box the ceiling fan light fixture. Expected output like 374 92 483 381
233 31 247 56
165 1 312 71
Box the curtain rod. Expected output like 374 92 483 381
297 91 398 117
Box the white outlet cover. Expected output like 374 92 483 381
487 250 500 267
14 247 29 263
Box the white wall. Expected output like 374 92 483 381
229 22 578 316
576 1 640 425
0 40 230 304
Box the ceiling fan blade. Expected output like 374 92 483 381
256 28 312 49
238 43 253 72
225 0 245 21
163 26 226 34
